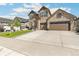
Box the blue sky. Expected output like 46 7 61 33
0 3 79 19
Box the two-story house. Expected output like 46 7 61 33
28 6 77 31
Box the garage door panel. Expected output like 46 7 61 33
49 23 69 30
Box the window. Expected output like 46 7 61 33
40 10 48 17
44 11 48 16
29 14 33 19
29 15 32 19
57 13 62 18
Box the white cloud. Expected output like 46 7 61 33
23 3 42 11
13 7 27 13
23 4 32 8
50 8 58 14
12 3 42 16
9 3 14 5
50 7 71 14
0 3 7 6
10 12 18 16
0 3 14 6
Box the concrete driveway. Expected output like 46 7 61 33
15 30 79 49
0 30 79 56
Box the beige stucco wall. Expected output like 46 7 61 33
37 20 40 30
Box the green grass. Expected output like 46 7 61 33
0 30 32 38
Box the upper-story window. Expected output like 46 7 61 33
44 11 48 16
56 13 62 18
29 14 33 19
40 10 48 17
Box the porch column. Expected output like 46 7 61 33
38 20 40 30
47 21 50 30
70 20 75 31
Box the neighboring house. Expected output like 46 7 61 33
0 17 30 32
0 17 12 32
28 6 77 31
0 16 30 32
4 26 12 32
13 17 29 30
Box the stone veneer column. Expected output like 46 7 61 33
38 20 40 30
47 21 50 30
70 20 75 31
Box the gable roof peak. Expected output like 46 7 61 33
31 10 36 13
28 10 36 16
38 6 51 15
56 9 65 12
38 6 49 12
58 9 62 10
42 6 47 8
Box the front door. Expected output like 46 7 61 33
40 23 46 30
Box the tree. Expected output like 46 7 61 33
10 17 21 31
13 17 21 27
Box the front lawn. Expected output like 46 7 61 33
0 30 32 38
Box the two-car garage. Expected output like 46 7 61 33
48 21 70 31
